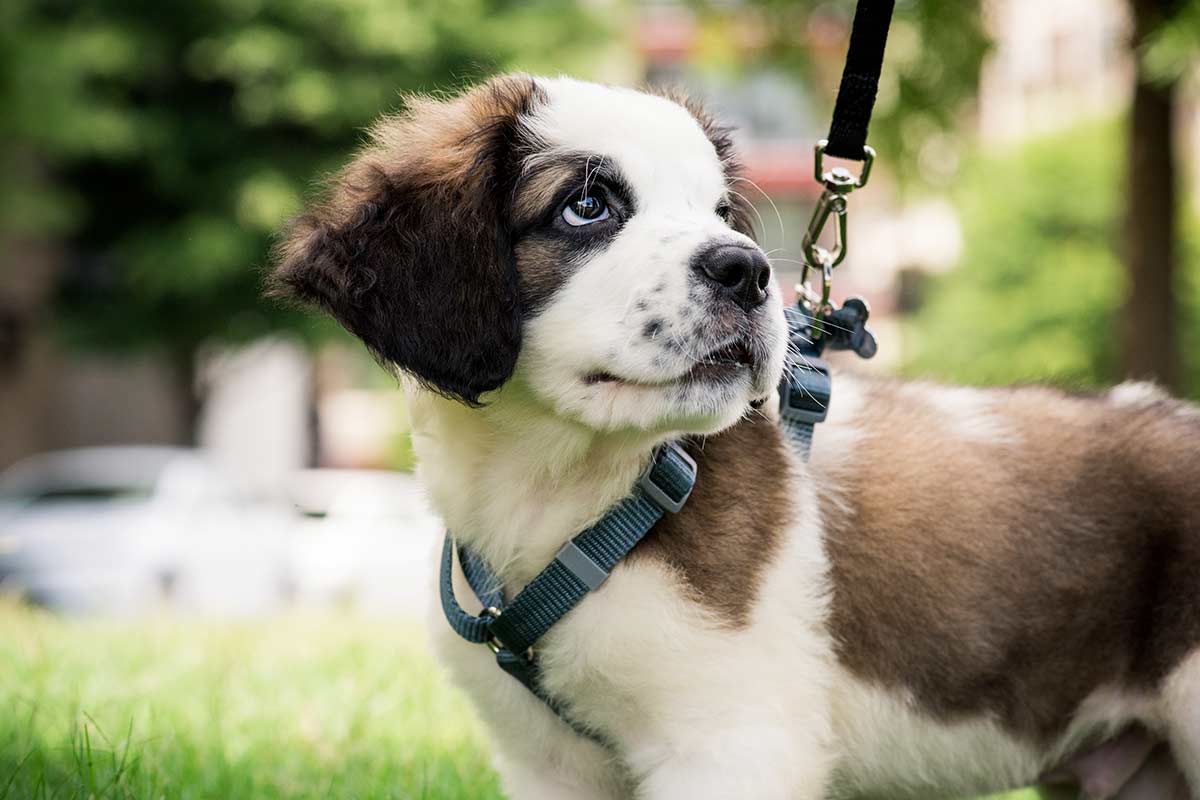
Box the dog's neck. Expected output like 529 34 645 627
408 380 674 588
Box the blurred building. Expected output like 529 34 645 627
0 248 190 469
979 0 1130 144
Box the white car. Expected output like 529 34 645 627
286 468 443 616
0 446 293 616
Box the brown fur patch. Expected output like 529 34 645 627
819 377 1200 741
632 413 792 627
513 233 577 314
512 156 579 228
509 154 596 312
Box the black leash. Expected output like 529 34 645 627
825 0 896 162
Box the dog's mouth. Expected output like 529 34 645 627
585 339 758 388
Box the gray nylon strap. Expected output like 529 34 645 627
438 441 697 744
786 416 816 461
486 443 696 655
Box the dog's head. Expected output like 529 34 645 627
271 75 787 435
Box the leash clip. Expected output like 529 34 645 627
799 140 876 335
813 139 875 192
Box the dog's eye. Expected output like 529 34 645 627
562 194 610 226
716 202 734 225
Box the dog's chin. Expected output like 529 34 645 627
520 357 775 436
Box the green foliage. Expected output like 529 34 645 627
1142 1 1200 83
903 121 1200 397
0 0 619 357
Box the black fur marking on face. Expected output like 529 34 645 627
643 319 664 339
512 153 639 315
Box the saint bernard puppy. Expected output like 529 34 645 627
270 75 1199 799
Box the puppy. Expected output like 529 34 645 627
271 75 1200 799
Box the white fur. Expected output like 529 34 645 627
907 382 1020 444
411 78 1186 799
1162 650 1200 791
830 679 1164 799
519 78 786 435
1109 380 1169 409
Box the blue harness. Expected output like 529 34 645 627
436 299 871 737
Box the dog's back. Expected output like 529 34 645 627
810 375 1200 792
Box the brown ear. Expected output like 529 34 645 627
269 75 545 405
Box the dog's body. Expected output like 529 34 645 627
272 75 1200 798
425 374 1200 800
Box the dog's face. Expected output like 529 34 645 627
273 75 787 435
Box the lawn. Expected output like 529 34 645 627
0 601 1043 800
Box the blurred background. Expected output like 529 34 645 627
0 0 1197 797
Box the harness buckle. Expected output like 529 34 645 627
637 441 697 514
481 606 506 655
779 358 832 426
481 606 535 661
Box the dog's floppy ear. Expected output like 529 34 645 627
270 75 544 405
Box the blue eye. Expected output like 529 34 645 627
562 194 610 226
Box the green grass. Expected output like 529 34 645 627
0 601 1045 799
0 601 502 799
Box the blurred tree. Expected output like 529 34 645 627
903 121 1200 397
0 0 617 441
1121 0 1194 390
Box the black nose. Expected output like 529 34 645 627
692 243 771 311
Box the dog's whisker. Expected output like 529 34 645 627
730 174 786 246
727 188 768 243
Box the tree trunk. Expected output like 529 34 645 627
1121 0 1180 389
169 347 201 447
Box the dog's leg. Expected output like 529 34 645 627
1113 746 1192 800
1162 651 1200 798
1042 729 1191 800
494 751 628 800
631 724 831 800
